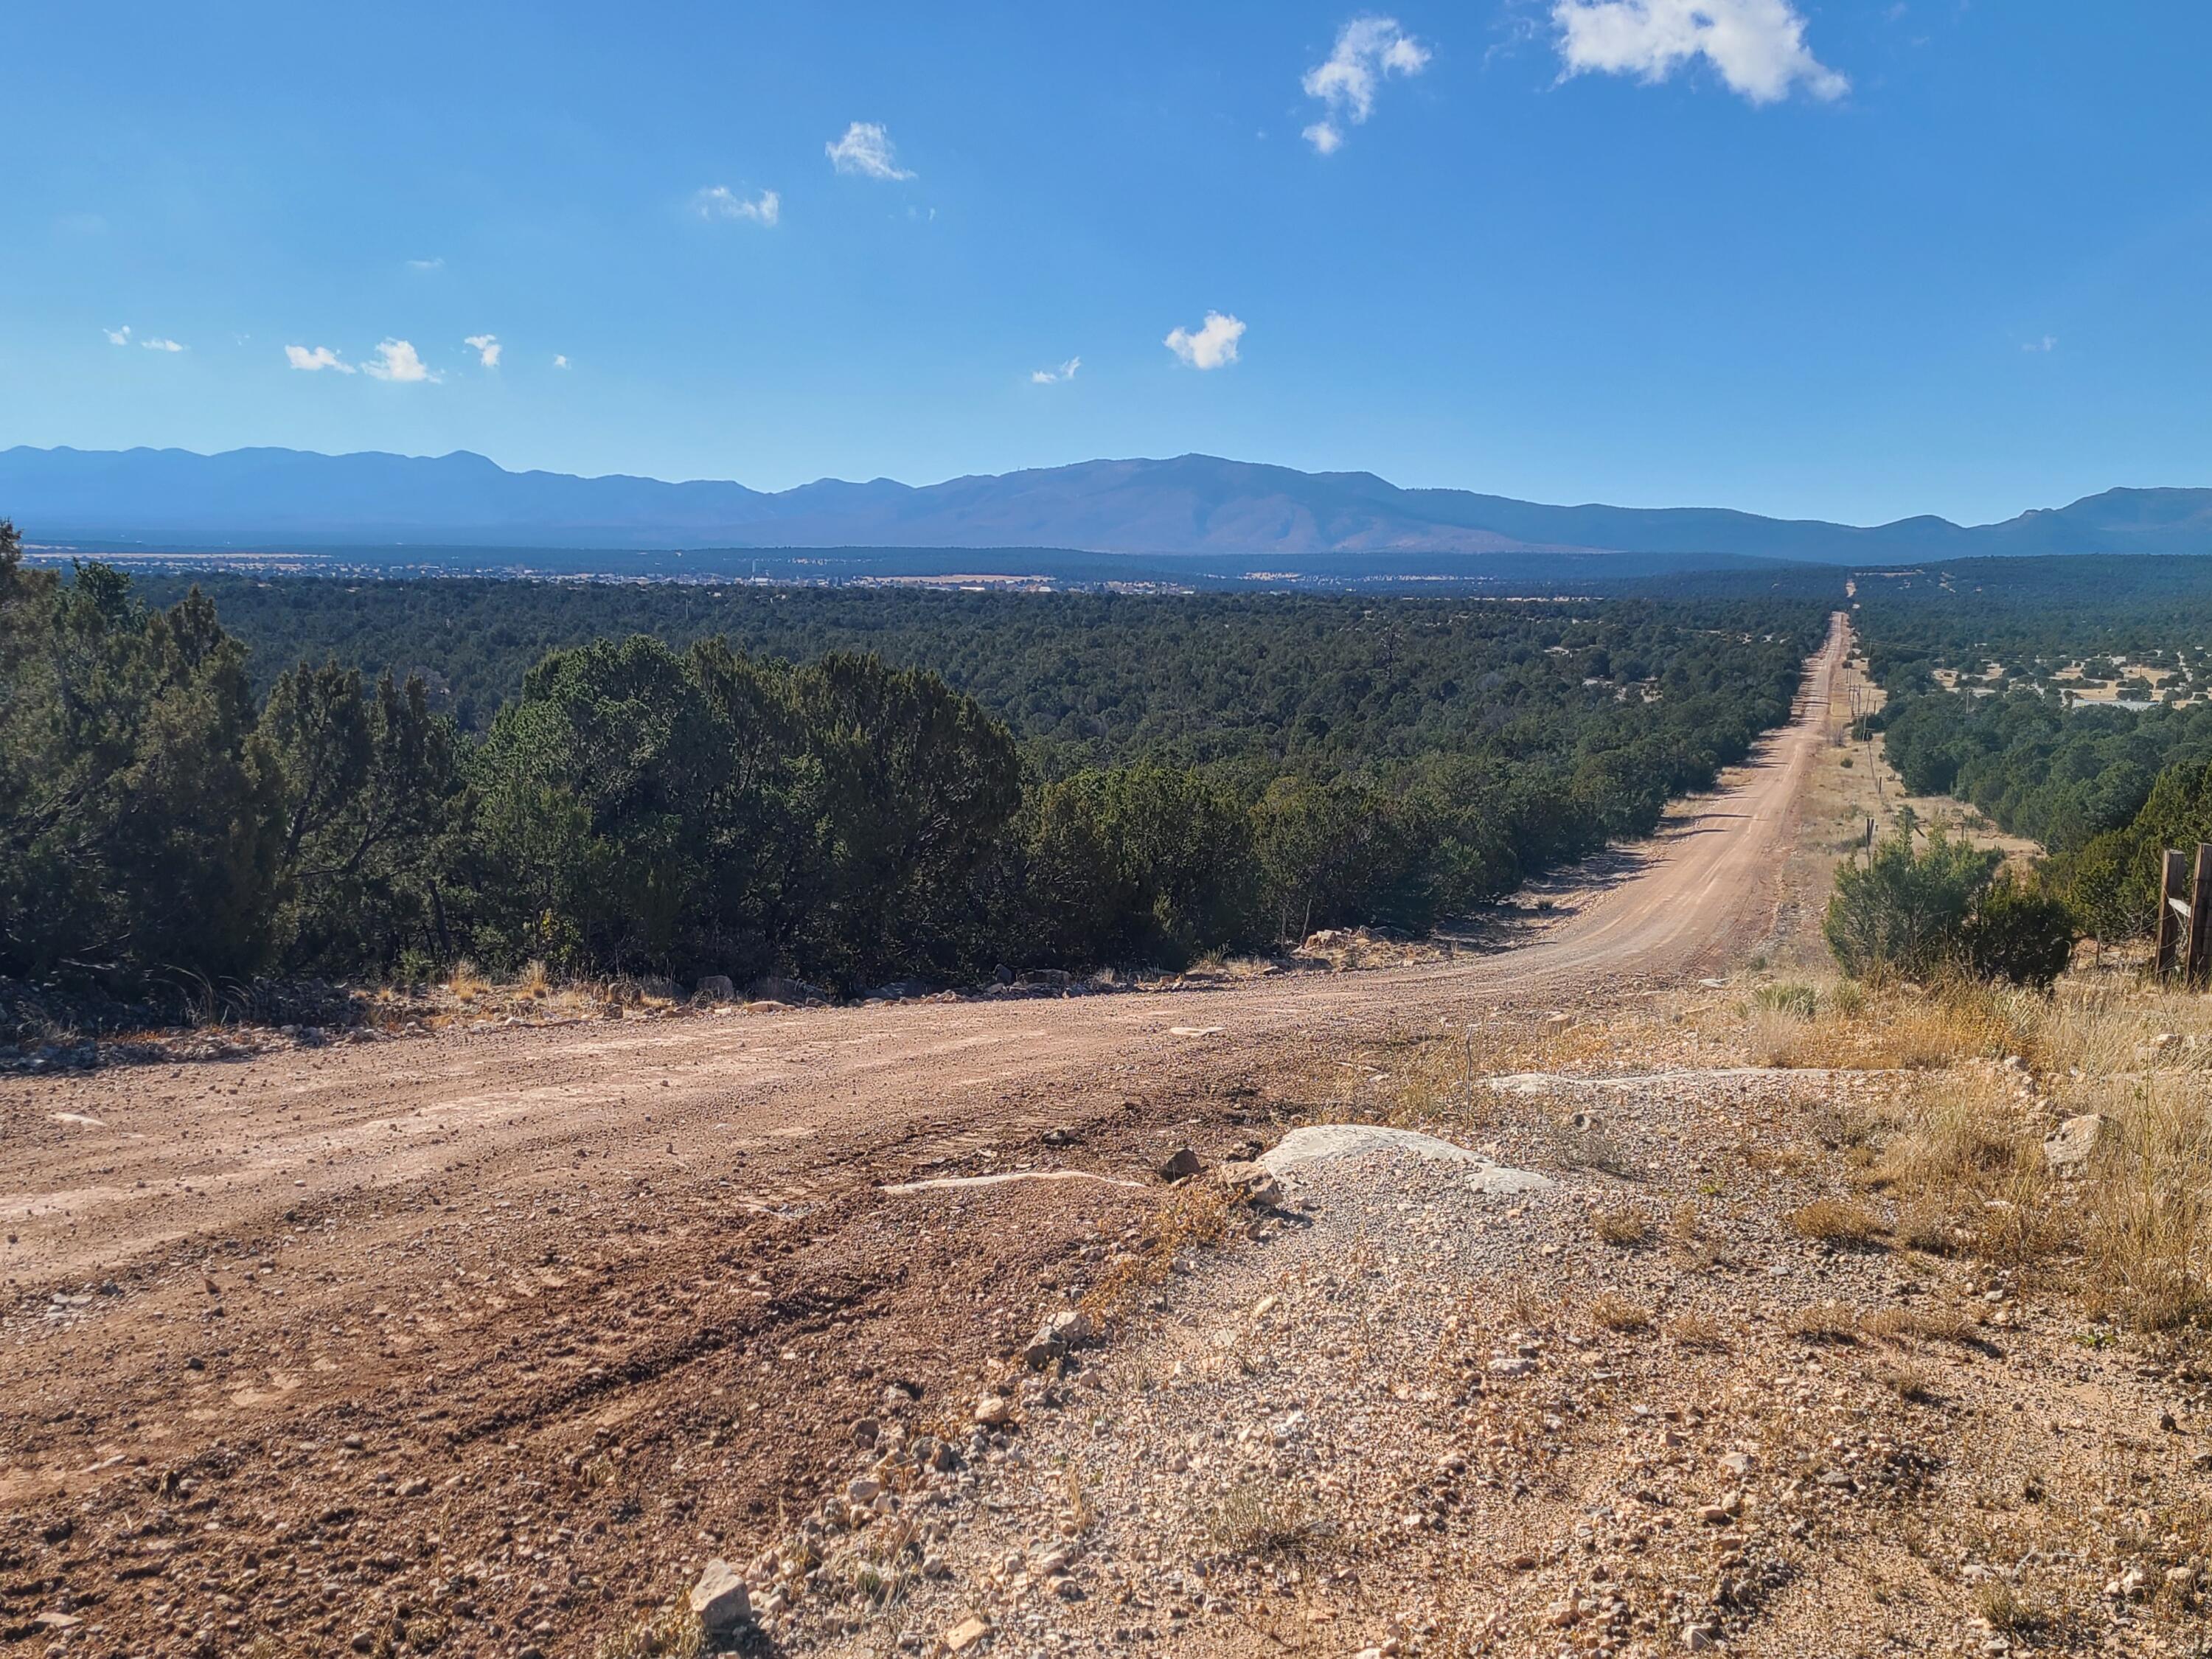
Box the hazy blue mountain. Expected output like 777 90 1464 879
3 445 2208 564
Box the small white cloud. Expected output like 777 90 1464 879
1552 0 1848 104
552 353 571 369
405 256 445 271
104 325 131 345
1302 15 1430 152
141 336 185 352
1030 356 1082 385
826 121 915 181
1164 312 1245 371
2023 335 2059 353
362 338 439 383
694 185 781 226
284 344 355 373
465 333 503 368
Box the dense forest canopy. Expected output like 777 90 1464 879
133 574 1822 782
2 529 1827 998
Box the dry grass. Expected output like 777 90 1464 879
1206 1477 1318 1557
1081 1180 1234 1326
1587 1292 1652 1333
1665 1311 1730 1351
1872 1357 1937 1402
1785 1301 1863 1344
446 958 487 1001
1593 1208 1652 1249
594 1601 704 1659
2081 1078 2212 1330
1754 973 2212 1334
1787 1197 1886 1247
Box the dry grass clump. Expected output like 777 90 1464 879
1785 1301 1863 1344
1787 1197 1886 1247
1723 974 2036 1071
1665 1311 1730 1351
1593 1208 1653 1249
1587 1293 1652 1333
1973 1579 2051 1639
1207 1477 1318 1557
446 958 487 1001
595 1602 703 1659
2081 1079 2212 1330
1082 1179 1233 1325
1806 979 2212 1332
1860 1303 1978 1347
1872 1358 1937 1402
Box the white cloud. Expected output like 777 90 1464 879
1551 0 1847 104
694 185 781 226
405 256 445 271
1301 15 1430 152
1030 356 1081 385
142 336 185 352
552 354 571 369
362 338 439 383
104 325 131 345
2023 335 2058 353
465 333 503 368
1164 312 1245 371
826 121 914 181
284 344 355 373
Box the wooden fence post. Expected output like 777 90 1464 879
2155 849 2189 981
2190 845 2212 987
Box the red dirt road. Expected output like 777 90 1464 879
0 616 1846 1657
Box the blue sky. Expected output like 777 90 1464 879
4 1 2208 525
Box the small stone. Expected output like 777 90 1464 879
396 1478 429 1498
1159 1147 1205 1181
1697 1504 1731 1525
847 1476 884 1503
689 1559 751 1635
1681 1624 1715 1652
1046 1308 1093 1345
975 1394 1012 1427
852 1417 880 1446
2043 1113 2115 1177
1022 1336 1064 1370
944 1614 992 1652
1216 1160 1283 1206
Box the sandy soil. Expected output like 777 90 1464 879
0 618 1848 1658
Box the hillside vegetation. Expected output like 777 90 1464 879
1 526 1823 999
1851 557 2212 945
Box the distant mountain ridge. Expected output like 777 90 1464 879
4 445 2210 564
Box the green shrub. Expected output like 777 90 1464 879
1961 874 2076 989
1825 826 2000 980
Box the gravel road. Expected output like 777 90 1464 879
0 617 1846 1658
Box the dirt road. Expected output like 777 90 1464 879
0 616 1846 1657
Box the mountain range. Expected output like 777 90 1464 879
4 445 2211 566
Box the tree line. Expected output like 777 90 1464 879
3 525 1825 997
